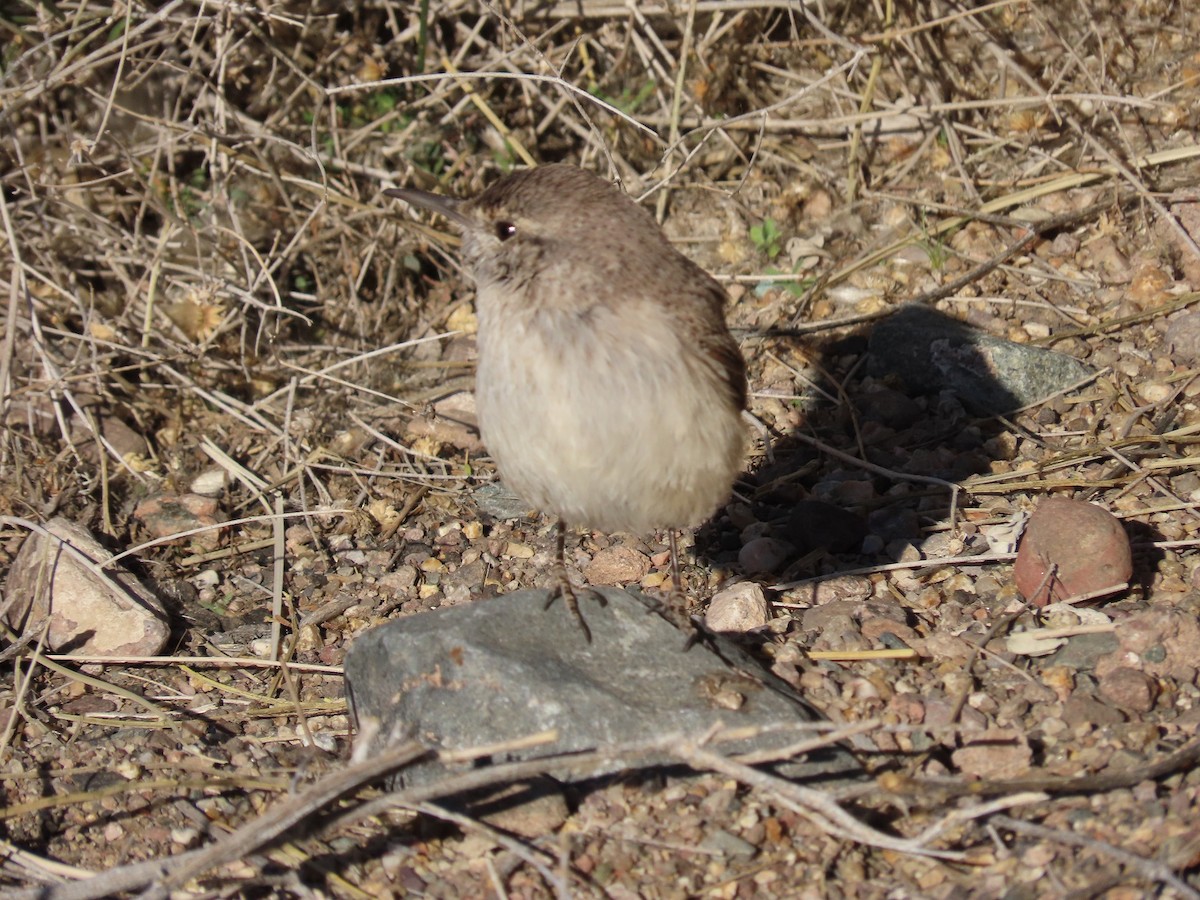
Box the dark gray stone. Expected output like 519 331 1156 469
784 500 867 555
854 387 923 429
345 588 859 786
868 306 1094 414
1047 630 1122 670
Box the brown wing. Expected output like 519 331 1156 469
692 277 748 413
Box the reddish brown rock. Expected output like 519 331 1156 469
1128 260 1171 308
1095 606 1200 681
1013 498 1131 606
133 493 222 550
1098 667 1158 713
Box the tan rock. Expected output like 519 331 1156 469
951 729 1033 779
582 545 650 585
4 518 170 656
706 582 771 633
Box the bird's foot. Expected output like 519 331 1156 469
545 574 607 643
649 585 716 651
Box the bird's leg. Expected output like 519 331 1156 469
660 529 725 652
670 529 683 596
658 529 702 637
544 520 605 642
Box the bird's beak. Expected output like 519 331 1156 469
384 187 471 228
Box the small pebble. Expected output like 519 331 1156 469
738 537 795 575
1061 694 1125 728
133 492 222 549
1165 311 1200 362
951 729 1032 779
1128 260 1171 306
1023 321 1050 339
784 574 873 607
1098 667 1158 713
706 583 771 633
855 388 923 428
583 546 650 585
1048 232 1080 256
473 482 537 520
1136 381 1172 404
784 501 868 555
504 541 536 560
698 829 757 861
190 468 228 496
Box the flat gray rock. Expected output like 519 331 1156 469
868 306 1094 414
345 588 859 786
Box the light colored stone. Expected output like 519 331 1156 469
4 518 170 656
706 582 771 633
189 468 228 497
1136 381 1172 404
783 574 873 607
1166 311 1200 362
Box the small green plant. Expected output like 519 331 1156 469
749 217 813 298
107 15 129 42
299 91 408 150
749 218 783 260
336 90 407 132
918 237 949 271
760 267 815 300
404 139 450 177
164 164 209 220
588 80 657 115
915 210 954 272
491 141 519 174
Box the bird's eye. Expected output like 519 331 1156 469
494 221 517 241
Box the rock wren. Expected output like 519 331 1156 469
386 164 746 637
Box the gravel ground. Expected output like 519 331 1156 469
2 1 1200 897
